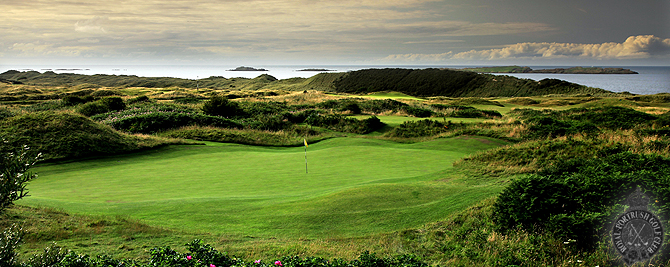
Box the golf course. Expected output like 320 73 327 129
1 69 669 266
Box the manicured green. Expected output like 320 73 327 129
20 137 508 239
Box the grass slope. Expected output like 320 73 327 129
20 137 508 240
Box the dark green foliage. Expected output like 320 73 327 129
77 102 108 117
239 101 288 117
76 97 126 117
61 95 95 106
567 106 655 129
493 152 670 249
127 95 153 105
202 96 246 118
242 114 292 131
450 108 502 119
99 97 126 111
385 120 449 138
332 69 611 97
0 224 23 266
341 101 362 114
0 112 141 160
305 114 384 134
0 142 41 214
100 110 243 134
515 106 656 139
525 116 599 138
283 110 321 124
358 99 408 114
0 108 14 121
401 106 432 118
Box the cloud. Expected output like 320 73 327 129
383 35 670 62
382 52 452 62
74 16 108 34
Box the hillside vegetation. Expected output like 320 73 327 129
1 68 618 99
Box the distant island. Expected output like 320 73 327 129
461 66 638 74
228 66 268 71
296 68 336 72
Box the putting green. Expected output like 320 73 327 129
21 137 508 238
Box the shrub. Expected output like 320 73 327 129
341 101 362 114
402 106 432 118
127 95 153 105
359 99 408 114
62 95 95 106
0 224 23 266
202 96 245 118
0 108 14 121
493 152 670 249
243 114 292 131
240 101 288 117
76 97 126 117
0 142 41 213
77 101 109 116
305 114 384 134
384 119 448 138
100 110 243 134
100 97 126 111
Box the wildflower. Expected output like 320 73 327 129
186 255 192 260
210 264 216 267
255 260 261 264
275 260 283 266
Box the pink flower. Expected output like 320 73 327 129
275 260 283 266
210 264 216 267
186 256 192 260
255 260 262 264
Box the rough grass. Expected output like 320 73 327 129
0 111 191 160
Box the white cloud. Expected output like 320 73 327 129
74 16 108 34
384 35 670 62
382 52 452 62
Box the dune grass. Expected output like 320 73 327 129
20 137 508 242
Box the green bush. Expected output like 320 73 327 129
385 119 449 138
61 95 95 106
305 114 384 134
493 152 670 249
127 95 154 105
240 101 289 117
402 106 432 118
359 99 408 114
0 142 41 213
76 97 126 117
100 110 243 134
77 102 109 116
0 224 23 266
0 108 14 121
202 96 246 118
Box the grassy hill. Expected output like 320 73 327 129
1 68 618 98
331 68 617 97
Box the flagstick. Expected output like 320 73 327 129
304 141 308 174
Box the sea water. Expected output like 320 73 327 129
1 64 668 95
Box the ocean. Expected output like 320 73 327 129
1 64 668 95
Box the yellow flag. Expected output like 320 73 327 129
304 139 308 147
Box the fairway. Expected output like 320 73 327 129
21 137 508 238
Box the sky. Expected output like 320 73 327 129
1 0 669 66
